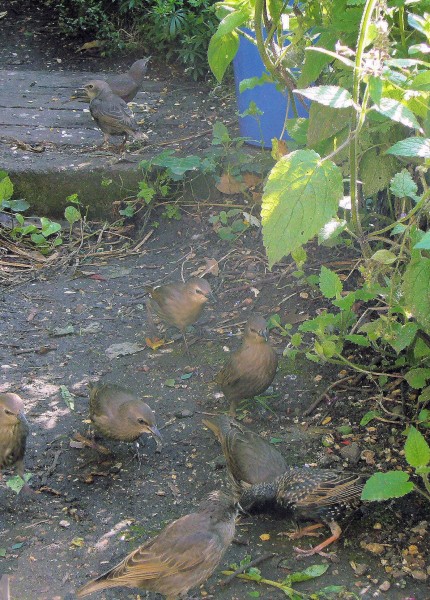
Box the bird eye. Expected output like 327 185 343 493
4 409 14 415
137 418 147 425
195 289 203 295
88 84 93 89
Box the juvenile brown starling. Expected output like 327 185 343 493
145 277 212 351
76 490 238 599
203 415 287 501
0 393 29 484
215 314 278 416
108 57 151 102
89 383 162 448
84 80 148 149
242 468 365 557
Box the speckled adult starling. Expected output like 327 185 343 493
203 415 287 503
145 277 212 351
0 393 29 483
215 314 278 416
84 80 148 149
89 383 162 448
108 57 151 102
243 468 365 557
76 490 238 599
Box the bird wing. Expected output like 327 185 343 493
100 525 219 587
215 355 242 388
288 470 364 509
90 97 138 132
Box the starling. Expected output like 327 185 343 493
242 468 365 557
145 277 212 351
84 79 148 149
0 393 29 484
215 314 278 416
89 383 162 449
108 57 151 102
203 415 287 502
76 490 238 599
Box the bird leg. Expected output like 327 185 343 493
228 400 238 418
280 523 324 540
181 330 191 357
293 521 342 560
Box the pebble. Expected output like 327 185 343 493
174 409 194 419
339 442 361 463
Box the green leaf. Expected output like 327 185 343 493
60 385 75 411
345 334 370 347
180 372 193 380
388 322 418 353
361 471 414 501
360 410 381 426
418 386 430 403
294 85 354 109
0 548 6 557
360 149 397 196
372 98 422 130
0 175 13 201
65 205 81 226
319 266 343 299
402 258 430 332
405 426 430 467
307 104 351 146
212 122 231 145
289 563 329 582
404 368 430 389
215 9 250 37
9 199 30 212
285 118 309 145
418 409 430 427
368 75 383 104
298 32 337 87
410 71 430 92
164 378 176 387
390 169 418 199
6 473 32 494
119 205 135 218
386 137 430 158
239 73 272 92
261 150 343 267
248 592 260 598
31 233 46 245
371 249 397 264
208 31 239 82
291 333 302 347
414 231 430 249
40 217 61 238
408 13 430 38
270 437 283 444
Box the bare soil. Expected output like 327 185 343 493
0 2 429 600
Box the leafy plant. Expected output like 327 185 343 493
362 426 430 503
0 173 85 254
209 208 249 240
223 557 348 599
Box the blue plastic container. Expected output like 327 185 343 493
233 29 309 148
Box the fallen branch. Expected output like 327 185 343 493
221 552 276 587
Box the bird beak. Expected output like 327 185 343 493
75 87 88 98
261 328 269 342
18 411 28 425
148 424 163 443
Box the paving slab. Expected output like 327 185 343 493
0 69 232 217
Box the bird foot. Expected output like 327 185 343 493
279 524 324 540
293 546 339 562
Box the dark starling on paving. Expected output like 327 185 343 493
242 467 365 557
84 79 148 149
145 277 212 351
203 415 287 503
108 57 151 102
215 314 278 416
89 383 162 448
76 490 238 599
0 393 29 483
